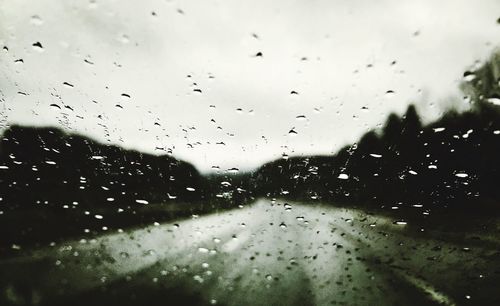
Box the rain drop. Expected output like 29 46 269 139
32 41 44 51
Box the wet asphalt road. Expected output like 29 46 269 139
1 199 499 306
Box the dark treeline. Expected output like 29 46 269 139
252 52 500 217
252 103 500 213
0 126 250 247
0 125 204 206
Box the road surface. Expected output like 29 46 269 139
1 199 499 305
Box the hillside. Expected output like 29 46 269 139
252 52 500 217
0 126 217 247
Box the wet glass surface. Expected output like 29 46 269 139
1 1 500 305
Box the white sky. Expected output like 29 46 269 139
0 0 499 173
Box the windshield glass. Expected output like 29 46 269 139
1 1 500 305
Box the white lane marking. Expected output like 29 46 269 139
395 270 456 306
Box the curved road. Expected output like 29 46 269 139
1 199 499 305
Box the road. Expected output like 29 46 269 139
1 199 499 306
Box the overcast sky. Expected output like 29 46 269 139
0 0 499 173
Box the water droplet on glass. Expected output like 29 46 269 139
30 15 43 25
463 71 476 82
433 127 445 133
487 97 500 105
198 247 209 253
385 90 395 98
32 41 43 51
119 34 130 44
337 173 349 180
227 167 239 174
193 275 204 283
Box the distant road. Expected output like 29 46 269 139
1 199 499 306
